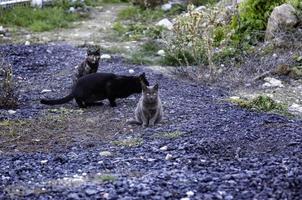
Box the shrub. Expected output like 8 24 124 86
187 0 218 6
0 58 18 109
232 0 287 43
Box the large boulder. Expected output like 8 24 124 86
265 4 299 42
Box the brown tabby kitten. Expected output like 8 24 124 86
134 82 163 127
73 46 100 84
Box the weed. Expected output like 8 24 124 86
112 137 143 147
117 6 164 21
229 95 290 115
0 5 84 32
96 174 116 182
154 131 184 139
0 58 18 109
127 40 161 64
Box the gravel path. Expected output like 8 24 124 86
0 44 302 200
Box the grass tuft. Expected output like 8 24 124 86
154 131 184 139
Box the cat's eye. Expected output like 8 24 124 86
146 93 150 96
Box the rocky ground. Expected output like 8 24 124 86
0 43 302 200
0 3 302 200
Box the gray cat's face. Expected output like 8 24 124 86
142 84 159 103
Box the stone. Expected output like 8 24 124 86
165 154 173 160
289 103 302 113
186 191 194 197
67 193 80 200
263 77 284 88
25 41 30 46
160 146 168 151
8 110 16 115
265 4 298 41
156 18 173 30
40 160 48 164
41 89 52 93
101 54 111 59
161 3 172 11
99 151 112 157
129 69 135 74
157 50 165 56
85 188 98 196
69 7 76 13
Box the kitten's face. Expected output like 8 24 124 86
86 46 100 64
87 54 100 64
142 84 159 103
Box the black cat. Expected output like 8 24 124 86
41 72 149 108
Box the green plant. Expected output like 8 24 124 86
187 0 218 6
154 131 184 139
0 6 83 32
232 0 286 43
117 6 164 21
96 174 116 182
0 58 18 109
229 95 289 114
130 0 167 9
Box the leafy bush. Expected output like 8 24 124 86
187 0 218 6
0 58 18 109
232 0 287 42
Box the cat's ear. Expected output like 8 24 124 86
139 73 146 79
140 79 148 91
153 83 159 91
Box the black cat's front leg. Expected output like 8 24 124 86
108 98 117 107
76 98 87 108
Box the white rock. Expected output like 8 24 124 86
289 103 302 113
229 96 240 100
186 191 194 197
69 7 75 13
99 151 112 157
41 89 51 93
263 77 284 88
195 6 206 12
165 154 173 160
101 54 111 59
40 160 48 164
25 41 30 46
161 3 172 11
157 49 165 56
8 110 16 115
160 145 168 151
0 26 5 34
31 0 42 8
128 69 135 74
180 198 190 200
156 18 173 30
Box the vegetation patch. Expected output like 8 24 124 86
112 137 143 147
154 131 184 139
0 58 18 109
127 40 161 64
95 174 116 182
0 3 86 32
229 95 290 115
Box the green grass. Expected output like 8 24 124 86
96 174 116 182
0 6 84 32
127 40 162 65
229 95 291 115
154 131 184 139
117 6 164 22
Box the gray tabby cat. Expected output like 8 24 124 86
73 46 100 84
134 82 163 127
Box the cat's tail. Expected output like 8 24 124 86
40 93 74 105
